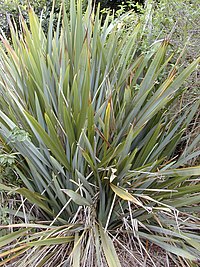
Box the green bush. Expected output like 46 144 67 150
141 0 200 165
0 0 200 266
142 0 200 91
0 0 62 37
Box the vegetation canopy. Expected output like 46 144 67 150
0 0 200 266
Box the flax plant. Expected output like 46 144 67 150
0 0 200 266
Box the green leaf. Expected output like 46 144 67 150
24 111 71 171
0 229 28 247
16 188 54 216
159 166 200 176
99 225 121 267
139 232 197 261
61 189 92 206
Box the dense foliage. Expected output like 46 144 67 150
0 0 200 266
0 0 142 37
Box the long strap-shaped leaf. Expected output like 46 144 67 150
0 228 29 247
99 225 121 267
139 232 197 261
25 111 71 171
159 166 200 176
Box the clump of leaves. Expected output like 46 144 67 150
0 0 200 266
